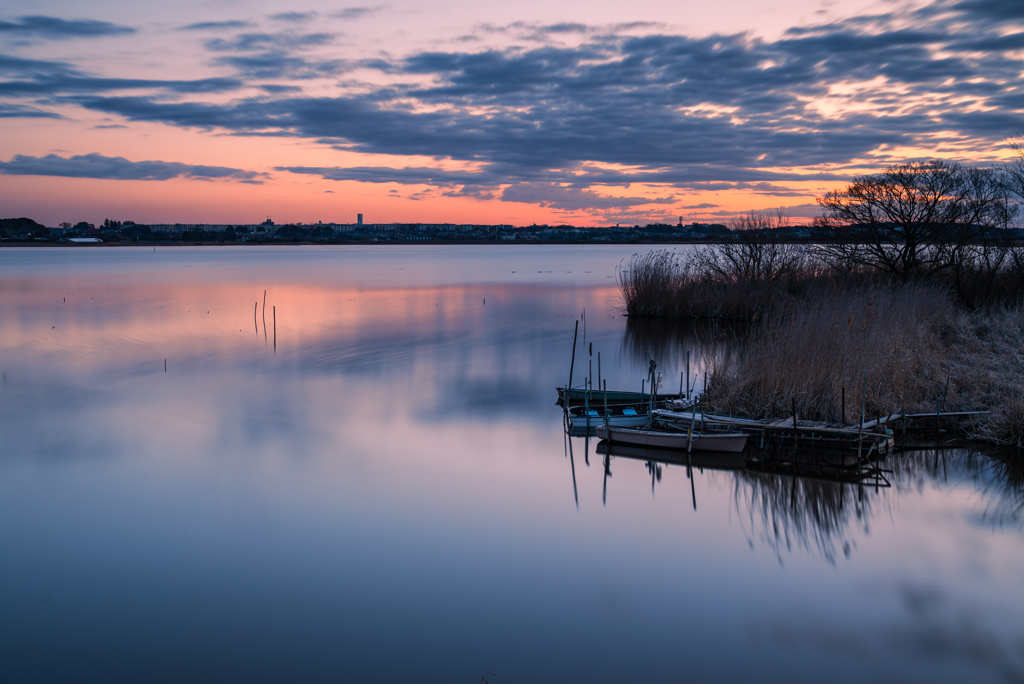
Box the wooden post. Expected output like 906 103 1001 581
254 301 258 334
686 350 690 399
857 371 866 463
589 359 593 407
841 386 845 425
566 320 578 406
597 352 601 393
273 306 276 351
792 397 798 449
585 377 590 433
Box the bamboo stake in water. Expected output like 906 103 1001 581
858 371 866 463
273 305 276 352
792 397 798 451
254 302 258 334
565 320 578 409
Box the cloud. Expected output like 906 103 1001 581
0 52 243 95
0 75 242 96
952 0 1024 21
0 153 264 182
18 0 1024 209
205 32 335 52
179 20 253 31
269 12 318 23
500 183 676 211
0 103 61 118
202 31 344 78
0 16 135 39
212 52 348 79
330 7 385 20
777 203 824 218
278 165 492 186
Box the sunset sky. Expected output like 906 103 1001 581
1 0 1021 226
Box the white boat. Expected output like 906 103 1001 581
595 425 748 453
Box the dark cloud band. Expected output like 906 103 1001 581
0 16 134 39
0 153 264 182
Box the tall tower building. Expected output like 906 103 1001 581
357 213 363 226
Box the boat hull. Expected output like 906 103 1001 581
595 425 748 453
596 441 748 470
568 412 650 436
557 387 686 406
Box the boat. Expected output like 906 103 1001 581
652 408 896 453
595 441 747 470
595 424 748 452
566 405 651 436
557 387 687 406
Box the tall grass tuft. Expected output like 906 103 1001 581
621 246 1024 442
706 284 952 423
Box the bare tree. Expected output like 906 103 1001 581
695 209 805 285
813 160 1013 281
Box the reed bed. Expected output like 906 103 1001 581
621 247 1024 445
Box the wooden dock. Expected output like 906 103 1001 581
653 409 897 454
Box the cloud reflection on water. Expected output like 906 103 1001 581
2 246 1024 683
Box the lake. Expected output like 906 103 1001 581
2 245 1023 683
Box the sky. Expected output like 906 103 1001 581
0 0 1022 227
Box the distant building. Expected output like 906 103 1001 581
357 214 363 226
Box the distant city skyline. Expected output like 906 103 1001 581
0 0 1021 226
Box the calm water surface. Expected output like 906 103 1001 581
2 245 1023 683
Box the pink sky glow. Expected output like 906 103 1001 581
0 0 1021 226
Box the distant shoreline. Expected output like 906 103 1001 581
0 237 828 247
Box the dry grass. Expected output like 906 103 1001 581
618 249 803 319
706 284 953 423
621 248 1024 444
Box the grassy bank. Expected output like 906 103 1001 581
620 248 1024 446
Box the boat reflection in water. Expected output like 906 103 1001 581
581 437 1024 566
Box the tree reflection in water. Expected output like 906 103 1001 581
734 448 1024 564
734 467 872 565
618 313 1024 564
620 317 743 391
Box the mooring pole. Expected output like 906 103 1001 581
566 319 578 406
858 371 866 463
792 397 798 450
686 350 690 399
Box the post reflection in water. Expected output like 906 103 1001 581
2 246 1024 683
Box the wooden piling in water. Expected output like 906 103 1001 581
565 320 578 407
792 397 798 451
686 351 690 399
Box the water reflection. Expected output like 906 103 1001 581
585 438 1024 566
3 246 1024 684
621 317 745 394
